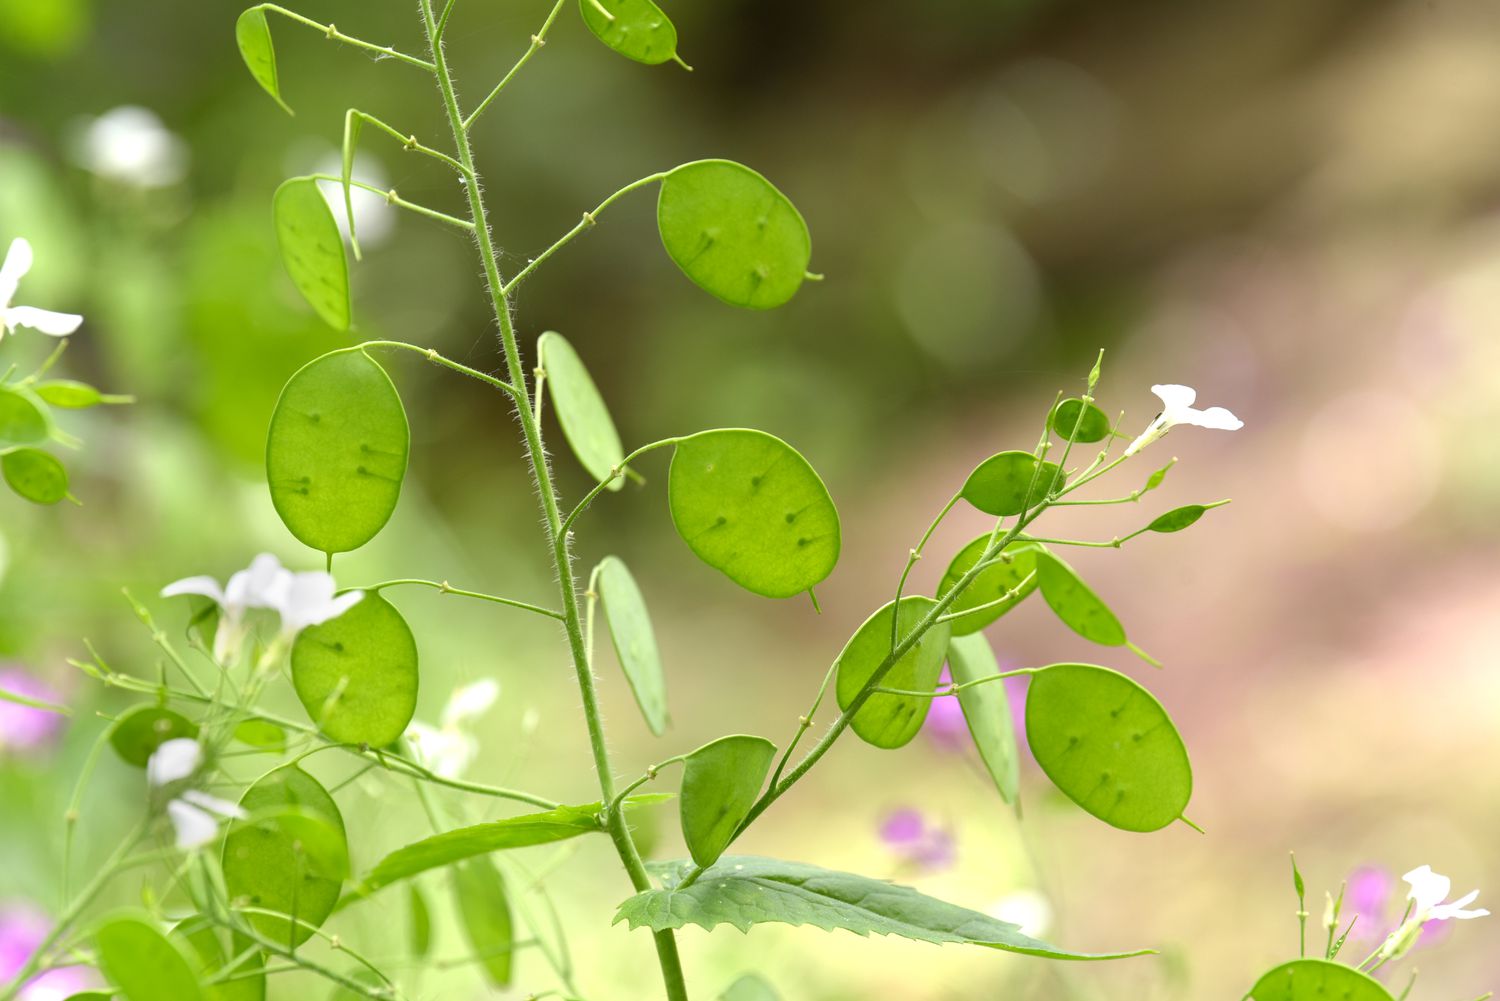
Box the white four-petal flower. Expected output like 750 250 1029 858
0 238 84 341
405 679 500 779
146 738 246 850
1123 384 1243 457
1377 864 1489 962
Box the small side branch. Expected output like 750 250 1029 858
461 0 569 132
561 437 683 533
256 4 436 72
358 340 519 397
501 173 668 296
305 174 474 233
363 578 563 620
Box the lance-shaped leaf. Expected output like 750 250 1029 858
595 555 669 734
1049 398 1110 443
961 451 1065 516
946 633 1020 806
1033 550 1128 647
680 735 776 868
540 331 626 489
0 387 48 447
291 592 418 747
668 429 840 599
453 857 513 987
236 8 291 114
2 447 68 504
33 379 130 409
340 110 363 260
936 536 1040 636
658 160 812 310
1025 664 1191 833
834 597 950 749
1145 504 1216 534
108 705 200 767
273 177 350 330
579 0 683 67
1246 959 1395 1001
95 914 204 1001
266 349 409 555
222 765 347 946
616 856 1152 960
408 884 432 958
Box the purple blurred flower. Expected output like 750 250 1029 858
923 668 969 752
0 669 67 753
878 808 955 872
1347 866 1393 917
0 904 94 1000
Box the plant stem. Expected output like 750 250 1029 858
502 172 668 296
418 5 689 998
363 577 563 620
257 4 436 72
461 0 569 132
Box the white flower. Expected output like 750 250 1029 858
1123 384 1243 457
1377 864 1489 962
405 679 500 779
146 738 246 850
73 106 188 189
272 570 362 637
0 238 83 341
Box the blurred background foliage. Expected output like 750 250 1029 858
3 0 1500 998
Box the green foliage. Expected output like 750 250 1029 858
935 536 1040 635
657 161 811 310
720 973 780 1001
679 735 776 868
961 451 1064 516
1246 960 1394 1001
2 446 68 504
233 719 286 753
617 857 1150 960
453 857 514 988
1146 504 1211 533
266 349 409 555
834 597 950 749
235 8 290 114
1025 664 1191 832
222 765 347 946
291 592 419 747
0 386 47 446
667 429 839 598
183 924 266 1001
540 331 625 489
579 0 682 67
595 556 669 735
94 914 204 1001
32 378 126 408
1049 398 1111 443
108 705 199 767
407 884 433 959
1034 550 1126 647
946 633 1020 806
272 178 350 330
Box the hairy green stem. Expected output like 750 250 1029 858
255 4 436 71
502 172 668 296
363 577 563 620
461 0 569 131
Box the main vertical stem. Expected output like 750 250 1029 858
417 4 689 999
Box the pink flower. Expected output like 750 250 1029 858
0 669 67 753
922 667 969 752
878 808 955 872
0 904 95 1000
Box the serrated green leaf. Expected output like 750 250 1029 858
668 428 839 598
1049 398 1110 443
2 447 68 504
236 8 291 114
222 765 347 946
834 597 950 749
273 177 350 330
233 719 286 754
578 0 681 66
408 884 432 958
961 451 1065 517
720 973 779 1001
0 387 48 447
266 349 409 555
108 705 200 767
95 914 204 1001
947 633 1020 806
1146 504 1209 533
1033 550 1126 647
935 536 1040 636
595 555 669 735
453 857 513 987
680 735 775 868
540 331 625 489
617 856 1150 960
1246 959 1394 1001
291 592 418 747
658 160 812 310
1025 664 1191 832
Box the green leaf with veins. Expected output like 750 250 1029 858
1146 504 1211 533
290 592 418 747
961 451 1065 516
936 536 1040 635
540 331 625 489
1049 398 1111 443
236 8 291 114
1 448 68 504
1033 550 1127 647
578 0 682 66
680 735 776 868
273 177 350 330
595 555 669 735
1246 959 1394 1001
95 914 203 1001
0 387 48 447
834 597 950 749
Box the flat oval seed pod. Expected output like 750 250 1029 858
266 349 409 555
1246 959 1394 1001
1146 504 1209 533
273 177 350 330
595 556 669 735
0 387 47 447
578 0 681 66
835 597 951 749
1 447 68 504
658 160 812 310
539 331 625 490
961 451 1065 516
236 8 291 114
108 705 200 767
33 379 108 409
453 857 514 987
1033 550 1126 647
95 914 203 1001
1049 398 1111 443
1025 664 1191 832
668 429 839 598
936 536 1040 636
223 765 348 946
947 633 1020 806
679 734 776 868
291 592 418 747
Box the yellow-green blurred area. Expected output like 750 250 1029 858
3 0 1500 998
